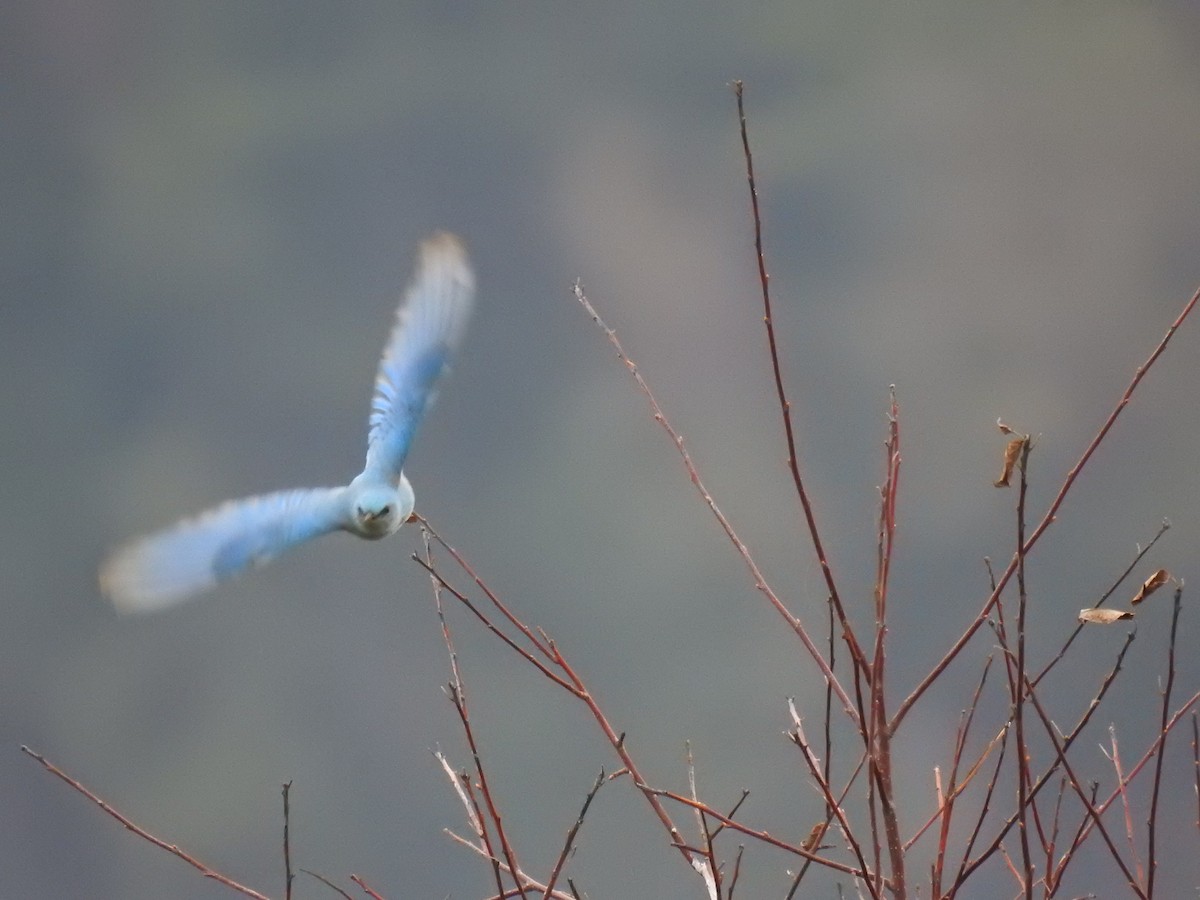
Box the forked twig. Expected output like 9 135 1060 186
894 284 1200 730
786 746 870 896
441 830 577 900
445 682 528 900
1032 520 1170 688
904 658 996 853
421 529 528 900
1049 688 1200 890
542 770 605 900
651 786 879 882
418 517 699 877
1018 661 1147 898
958 631 1135 882
865 388 905 897
727 844 745 899
788 700 881 899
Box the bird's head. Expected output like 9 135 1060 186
348 476 414 539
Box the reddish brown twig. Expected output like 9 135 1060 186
1146 586 1183 898
957 631 1135 883
727 844 745 899
299 867 354 899
416 514 554 659
1042 689 1200 892
414 520 572 693
824 601 837 825
281 781 294 900
950 722 1011 893
904 657 995 853
440 829 577 900
545 638 697 870
651 786 880 883
571 282 858 728
1032 520 1170 688
732 79 869 686
349 873 386 900
542 769 605 900
1094 689 1200 824
1019 662 1147 897
684 745 721 899
20 745 270 900
865 389 904 898
1101 727 1143 885
421 529 528 900
417 517 699 878
1040 777 1068 894
1049 779 1098 893
708 790 750 842
1011 435 1034 900
446 682 528 900
786 745 870 897
788 700 881 899
1192 712 1200 833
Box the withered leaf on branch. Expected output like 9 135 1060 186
801 822 828 852
994 437 1026 487
1078 608 1135 625
1131 569 1170 605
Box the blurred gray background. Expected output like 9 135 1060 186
6 2 1200 897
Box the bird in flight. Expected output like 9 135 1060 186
101 232 475 613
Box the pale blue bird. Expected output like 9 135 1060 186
100 232 474 613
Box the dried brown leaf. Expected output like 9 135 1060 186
1131 569 1170 605
801 822 827 852
1078 608 1135 625
994 438 1025 487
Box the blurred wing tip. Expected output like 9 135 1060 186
419 231 475 285
99 558 155 615
99 543 204 615
422 229 466 257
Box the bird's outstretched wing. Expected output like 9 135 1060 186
364 232 474 484
101 487 348 613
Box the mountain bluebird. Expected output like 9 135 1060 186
101 232 474 612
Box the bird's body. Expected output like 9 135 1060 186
101 232 474 613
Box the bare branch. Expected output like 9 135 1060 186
21 746 271 900
542 770 606 900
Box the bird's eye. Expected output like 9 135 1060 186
380 505 391 516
